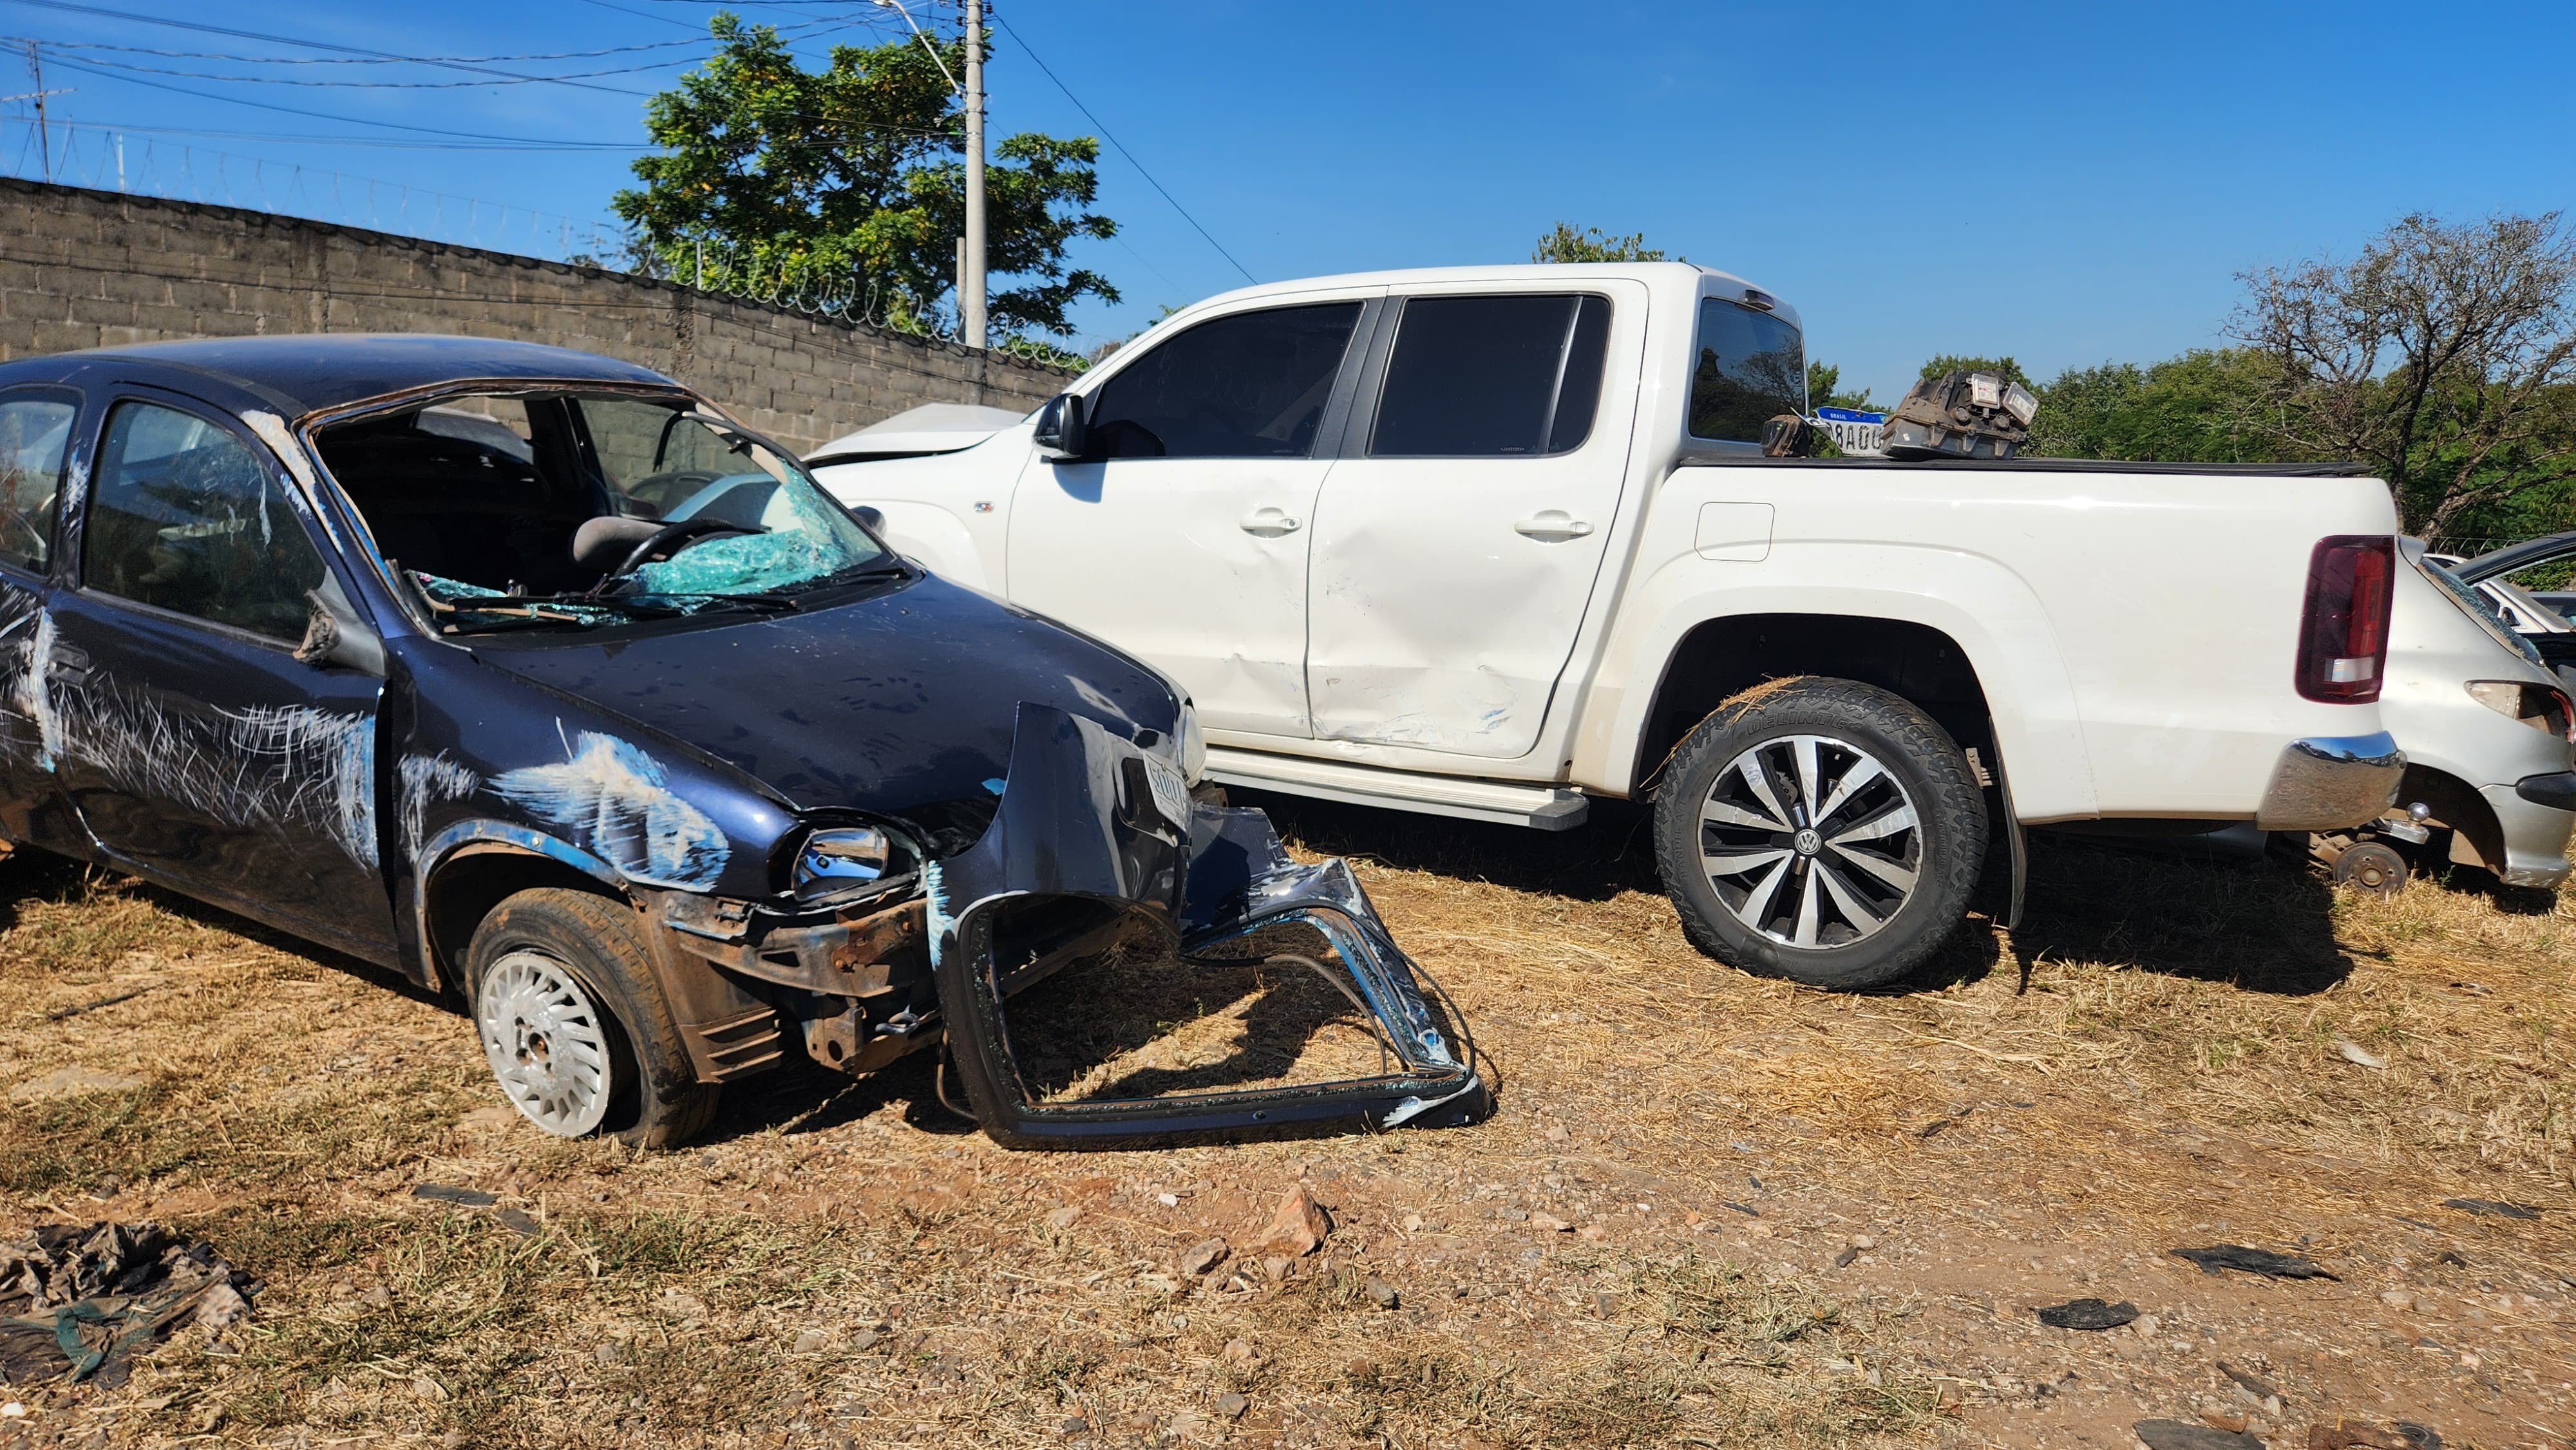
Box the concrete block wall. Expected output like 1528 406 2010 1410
0 178 1071 453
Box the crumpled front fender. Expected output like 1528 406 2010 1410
929 703 1486 1145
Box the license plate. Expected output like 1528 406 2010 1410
1138 752 1191 829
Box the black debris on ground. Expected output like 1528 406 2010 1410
2134 1418 2263 1449
2034 1297 2139 1330
2439 1198 2539 1221
0 1223 256 1388
2168 1245 2339 1280
410 1183 498 1207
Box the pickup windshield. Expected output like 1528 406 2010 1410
316 391 890 634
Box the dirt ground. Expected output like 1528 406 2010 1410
0 793 2568 1450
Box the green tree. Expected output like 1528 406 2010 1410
2233 211 2576 537
1532 223 1669 263
1915 354 2034 390
2027 349 2287 462
612 15 1117 340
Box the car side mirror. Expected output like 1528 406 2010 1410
852 505 886 531
1032 393 1089 461
295 572 386 677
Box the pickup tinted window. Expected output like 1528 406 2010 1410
85 401 326 641
1370 294 1611 457
1689 298 1805 443
1086 303 1361 459
0 395 75 572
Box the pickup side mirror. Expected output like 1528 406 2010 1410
1032 393 1089 461
295 572 386 677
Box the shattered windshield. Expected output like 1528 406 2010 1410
315 391 892 635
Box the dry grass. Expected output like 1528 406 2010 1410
0 798 2565 1449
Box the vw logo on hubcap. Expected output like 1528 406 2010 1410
1793 827 1823 855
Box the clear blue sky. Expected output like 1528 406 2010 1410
4 0 2571 403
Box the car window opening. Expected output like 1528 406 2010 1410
314 391 889 632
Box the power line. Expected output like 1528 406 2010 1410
19 33 741 64
30 53 694 89
34 53 649 147
986 8 1252 285
5 0 677 97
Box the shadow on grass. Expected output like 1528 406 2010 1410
0 846 433 1004
1235 787 2354 997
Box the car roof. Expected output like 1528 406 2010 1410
0 334 679 420
2456 529 2576 585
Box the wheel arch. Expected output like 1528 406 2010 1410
2394 762 2508 876
1633 614 1997 797
418 824 632 997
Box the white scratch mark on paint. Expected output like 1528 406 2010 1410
12 607 61 770
227 704 378 869
398 752 480 867
491 730 728 889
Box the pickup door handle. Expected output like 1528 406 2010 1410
1513 511 1595 542
1238 507 1302 538
48 642 91 684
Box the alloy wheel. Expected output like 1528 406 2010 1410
1696 733 1923 950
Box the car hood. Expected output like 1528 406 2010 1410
466 572 1177 843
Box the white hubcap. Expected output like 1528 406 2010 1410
1697 733 1923 951
477 950 614 1136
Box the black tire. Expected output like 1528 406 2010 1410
1651 677 1987 990
464 887 721 1149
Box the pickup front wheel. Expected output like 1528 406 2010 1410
1653 678 1987 990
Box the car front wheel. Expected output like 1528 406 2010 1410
1652 677 1988 990
464 887 720 1147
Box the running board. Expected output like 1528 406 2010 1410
1204 748 1591 831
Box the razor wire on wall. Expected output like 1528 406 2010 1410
1 124 1082 372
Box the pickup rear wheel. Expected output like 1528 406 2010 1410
464 887 721 1148
1653 677 1987 990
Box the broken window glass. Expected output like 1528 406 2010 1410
318 391 891 634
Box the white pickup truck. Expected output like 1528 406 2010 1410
812 263 2405 988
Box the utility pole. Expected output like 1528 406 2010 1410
961 0 987 350
25 42 50 183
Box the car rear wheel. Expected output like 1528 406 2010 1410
465 887 721 1148
1653 678 1988 990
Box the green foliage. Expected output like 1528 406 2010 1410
2235 211 2576 536
611 15 1117 339
1532 223 1669 263
1916 354 2034 390
2027 348 2287 463
1805 361 1877 411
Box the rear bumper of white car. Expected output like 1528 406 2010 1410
2255 733 2407 831
2492 772 2576 889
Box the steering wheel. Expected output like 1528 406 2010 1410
592 517 763 594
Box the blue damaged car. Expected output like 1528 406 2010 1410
0 335 1481 1146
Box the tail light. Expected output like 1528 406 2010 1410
2295 536 2394 703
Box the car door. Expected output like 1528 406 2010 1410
1304 284 1645 759
44 391 397 961
1006 292 1379 738
0 386 84 854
